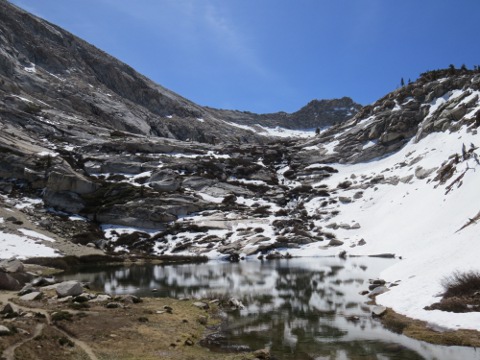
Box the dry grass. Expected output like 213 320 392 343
424 270 480 313
381 308 480 347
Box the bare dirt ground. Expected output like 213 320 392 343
0 291 257 360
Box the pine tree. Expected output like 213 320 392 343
448 64 456 75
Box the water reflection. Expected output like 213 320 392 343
61 258 480 360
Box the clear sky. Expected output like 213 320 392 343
9 0 480 113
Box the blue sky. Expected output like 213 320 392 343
9 0 480 113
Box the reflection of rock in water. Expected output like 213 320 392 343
199 332 251 353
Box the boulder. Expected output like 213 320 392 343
328 239 344 247
89 294 111 303
55 281 83 298
18 283 35 296
20 291 43 301
0 303 15 315
0 325 11 336
0 272 21 290
0 258 24 273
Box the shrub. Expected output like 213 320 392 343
441 270 480 298
424 297 470 313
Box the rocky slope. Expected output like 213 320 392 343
0 0 357 145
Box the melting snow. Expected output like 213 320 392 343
18 229 55 242
14 197 43 210
0 232 58 259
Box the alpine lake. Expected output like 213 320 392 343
59 257 480 360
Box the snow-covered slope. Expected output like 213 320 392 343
290 125 480 331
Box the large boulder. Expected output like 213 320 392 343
0 272 21 290
55 281 83 298
0 258 24 273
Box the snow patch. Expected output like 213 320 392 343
24 63 36 73
0 232 58 259
18 229 55 242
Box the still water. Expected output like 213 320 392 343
61 257 480 360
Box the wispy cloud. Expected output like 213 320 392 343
201 2 270 77
97 0 272 79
